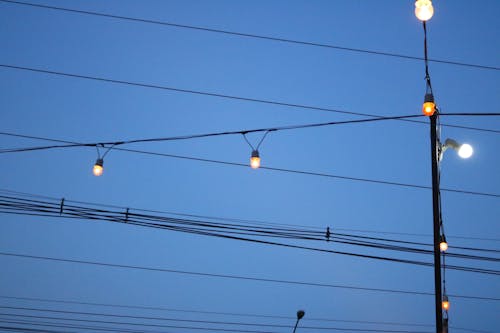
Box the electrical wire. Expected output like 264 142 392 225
1 64 499 135
0 114 427 154
0 0 498 72
2 188 499 244
1 194 499 272
1 134 499 199
0 307 436 333
1 250 499 300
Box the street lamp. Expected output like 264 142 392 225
415 0 434 21
292 310 305 333
441 139 473 160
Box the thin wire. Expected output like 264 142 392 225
1 64 499 134
0 114 426 154
0 0 498 71
3 188 500 245
1 195 499 273
1 251 499 300
0 307 435 333
2 132 499 198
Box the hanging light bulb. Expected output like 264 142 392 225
439 235 448 252
442 295 450 311
93 158 104 176
415 0 434 21
422 93 436 116
250 150 261 169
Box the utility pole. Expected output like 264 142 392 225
430 113 443 333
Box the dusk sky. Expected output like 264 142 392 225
1 1 499 333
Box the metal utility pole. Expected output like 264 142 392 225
430 113 443 333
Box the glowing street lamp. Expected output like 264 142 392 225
415 0 434 21
442 295 450 311
441 139 473 160
439 235 448 252
422 93 436 116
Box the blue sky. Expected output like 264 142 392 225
0 1 499 333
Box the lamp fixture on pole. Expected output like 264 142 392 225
292 310 305 333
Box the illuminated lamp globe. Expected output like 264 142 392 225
458 143 473 159
415 0 434 21
250 150 261 169
442 295 450 311
439 235 448 252
93 158 104 176
422 93 436 116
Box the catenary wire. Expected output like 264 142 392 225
0 114 428 154
0 0 498 72
1 64 498 135
2 112 500 154
1 134 499 199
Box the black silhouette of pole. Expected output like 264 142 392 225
423 19 443 333
292 310 305 333
430 112 443 333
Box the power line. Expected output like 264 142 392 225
2 188 499 244
0 295 434 328
0 114 427 154
1 64 499 135
2 112 499 155
0 295 494 333
1 194 499 272
0 307 434 333
1 0 498 72
0 251 498 299
1 133 499 199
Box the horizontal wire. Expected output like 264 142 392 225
1 0 498 72
1 64 499 134
0 114 427 154
1 134 499 199
3 112 500 154
2 188 499 245
1 194 499 267
0 295 434 328
0 251 498 299
0 308 433 333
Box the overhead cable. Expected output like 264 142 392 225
1 64 498 134
0 0 498 71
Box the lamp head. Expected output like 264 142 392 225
442 295 450 311
250 150 261 169
439 235 448 252
93 158 104 176
443 139 473 159
297 310 305 320
422 93 436 116
415 0 434 21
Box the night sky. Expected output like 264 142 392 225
1 1 499 333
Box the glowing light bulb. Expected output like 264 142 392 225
439 235 448 252
442 295 450 311
415 0 434 21
93 158 104 176
250 150 260 169
422 93 436 116
458 143 473 159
